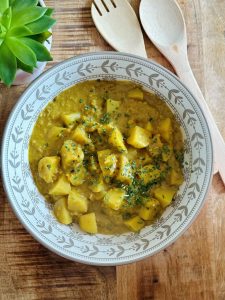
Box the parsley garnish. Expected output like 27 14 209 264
100 113 111 124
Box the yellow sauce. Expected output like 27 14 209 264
29 80 184 234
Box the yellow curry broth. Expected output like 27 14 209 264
29 80 184 234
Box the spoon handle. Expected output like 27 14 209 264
175 61 225 181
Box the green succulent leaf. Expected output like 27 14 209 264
17 59 34 73
0 0 9 15
0 24 7 38
7 25 32 37
20 37 52 62
6 36 37 67
26 15 56 34
12 0 38 12
44 8 54 17
30 31 52 43
11 6 47 27
0 42 16 86
0 1 55 86
2 7 12 29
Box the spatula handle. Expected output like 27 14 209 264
175 61 225 182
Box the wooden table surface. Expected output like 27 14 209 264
1 0 225 299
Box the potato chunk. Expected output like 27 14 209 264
61 112 81 128
97 149 117 177
66 165 86 186
169 169 184 186
108 127 127 153
162 145 172 162
38 156 60 183
49 175 71 196
61 140 84 170
158 118 172 142
88 155 99 172
72 125 91 145
106 99 121 113
153 186 177 208
98 123 115 136
128 88 144 100
124 216 145 232
127 126 150 149
68 189 88 214
138 164 161 184
81 116 99 132
116 155 133 184
53 198 72 225
139 199 161 221
145 122 153 133
89 175 106 193
104 188 125 210
47 126 69 141
79 213 98 234
148 134 163 157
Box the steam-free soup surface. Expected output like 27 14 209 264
29 80 184 234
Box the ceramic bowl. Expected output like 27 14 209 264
1 52 213 265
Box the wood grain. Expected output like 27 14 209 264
0 1 225 299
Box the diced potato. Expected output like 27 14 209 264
158 118 172 142
54 198 72 225
127 148 138 160
88 155 98 172
97 123 114 136
81 116 99 132
68 189 88 214
61 140 84 170
89 94 103 115
145 122 153 134
153 186 177 208
124 216 145 232
138 164 161 184
108 127 127 153
89 191 107 201
79 212 98 234
61 112 81 128
139 199 161 220
47 126 69 141
38 156 60 183
49 175 71 195
148 134 163 157
97 149 117 177
127 126 150 149
169 169 184 186
116 155 133 184
72 125 91 145
104 188 125 210
89 175 106 193
104 154 118 176
66 165 86 186
97 149 111 166
128 88 144 100
162 145 172 162
106 99 121 113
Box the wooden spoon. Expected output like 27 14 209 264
140 0 225 183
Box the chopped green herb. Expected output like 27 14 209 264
100 113 111 124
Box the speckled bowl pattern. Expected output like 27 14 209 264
1 52 213 266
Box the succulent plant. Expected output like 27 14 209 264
0 0 56 86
